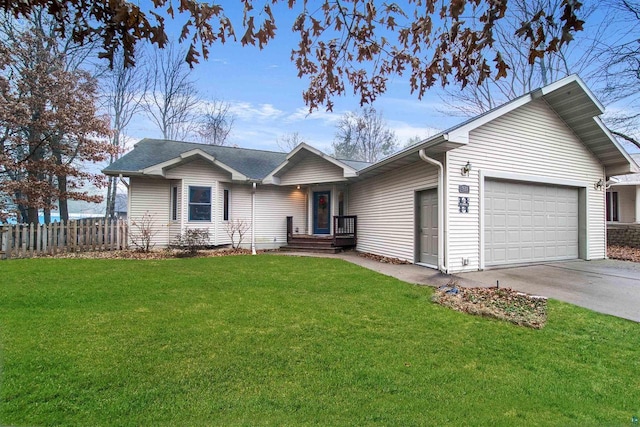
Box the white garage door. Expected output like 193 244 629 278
485 179 579 266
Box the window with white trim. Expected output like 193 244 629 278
171 185 179 221
223 189 230 221
189 186 211 221
606 191 619 222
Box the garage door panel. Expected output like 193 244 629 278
485 179 579 266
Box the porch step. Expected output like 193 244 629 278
279 244 342 254
280 235 342 254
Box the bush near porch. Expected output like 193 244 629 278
1 256 638 425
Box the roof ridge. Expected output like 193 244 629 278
140 138 287 155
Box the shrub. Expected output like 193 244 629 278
171 228 210 256
129 212 157 252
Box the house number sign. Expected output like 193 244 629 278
458 185 470 194
458 197 470 213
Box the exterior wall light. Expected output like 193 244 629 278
461 161 472 176
594 179 604 191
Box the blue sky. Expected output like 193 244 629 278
123 2 467 153
122 1 639 156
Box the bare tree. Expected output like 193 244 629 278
332 107 398 163
224 219 250 250
276 132 304 152
102 48 145 219
598 0 640 150
143 43 200 141
440 0 603 116
196 99 235 145
0 1 587 113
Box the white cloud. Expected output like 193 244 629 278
284 106 343 125
228 101 285 121
387 120 442 144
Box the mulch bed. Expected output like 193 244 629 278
432 283 548 329
607 245 640 263
32 248 257 260
357 252 411 264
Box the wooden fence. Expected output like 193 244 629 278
0 219 128 259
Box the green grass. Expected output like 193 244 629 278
1 256 639 426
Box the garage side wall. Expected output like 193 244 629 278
349 160 439 261
447 99 605 272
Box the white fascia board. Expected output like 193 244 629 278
610 181 640 186
142 148 248 180
141 157 182 176
262 176 281 185
444 94 533 144
540 74 605 114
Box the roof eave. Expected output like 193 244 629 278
138 148 249 180
263 143 358 184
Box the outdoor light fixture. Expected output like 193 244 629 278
296 185 301 190
461 161 472 176
594 179 604 191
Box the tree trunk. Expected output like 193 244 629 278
105 177 113 219
57 174 69 222
27 206 38 224
43 208 51 224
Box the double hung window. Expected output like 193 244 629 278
189 186 211 221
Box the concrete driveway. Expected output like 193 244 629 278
456 259 640 322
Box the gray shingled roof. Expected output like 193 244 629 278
339 159 372 171
104 139 289 180
105 138 372 179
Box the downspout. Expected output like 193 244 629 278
251 182 256 255
118 174 129 189
419 149 447 273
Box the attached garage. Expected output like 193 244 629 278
484 179 580 266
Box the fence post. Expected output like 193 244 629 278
1 225 7 259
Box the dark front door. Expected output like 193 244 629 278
313 191 331 234
419 189 438 265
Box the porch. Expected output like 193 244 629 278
281 215 357 253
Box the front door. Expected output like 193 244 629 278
419 189 438 265
313 191 331 234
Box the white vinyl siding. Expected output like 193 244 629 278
165 159 232 244
611 185 637 223
447 99 605 272
279 155 346 185
349 159 439 261
128 177 171 248
217 184 307 249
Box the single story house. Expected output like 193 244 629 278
606 153 640 223
104 75 638 273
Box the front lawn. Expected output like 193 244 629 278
1 256 638 425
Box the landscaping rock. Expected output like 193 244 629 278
608 245 640 263
432 283 547 329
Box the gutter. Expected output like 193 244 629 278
419 149 448 274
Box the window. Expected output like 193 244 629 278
606 191 619 222
189 186 211 221
223 189 230 221
171 186 178 221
